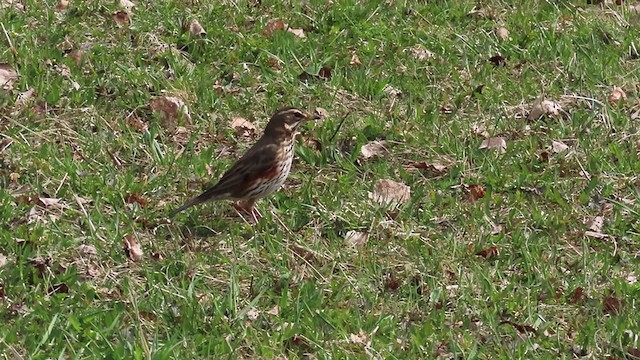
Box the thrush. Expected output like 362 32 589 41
168 107 319 222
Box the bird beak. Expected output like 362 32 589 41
311 109 322 120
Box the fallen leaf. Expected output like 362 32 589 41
607 86 627 104
14 88 35 108
466 184 485 202
495 26 509 41
411 161 448 177
500 320 536 334
528 95 561 120
55 0 68 11
349 52 361 66
360 140 389 160
189 19 206 36
246 308 259 321
230 117 257 138
471 123 489 138
126 193 148 207
369 179 411 206
587 215 604 233
123 234 143 262
119 0 135 10
112 10 130 25
491 223 503 235
77 244 97 257
263 19 286 37
568 287 586 304
628 348 640 360
584 230 610 239
384 271 401 291
407 45 435 61
172 126 191 145
350 330 370 346
9 172 20 182
267 305 279 316
0 63 18 89
0 253 7 268
603 295 624 315
139 311 157 321
47 283 69 295
383 84 402 97
345 230 368 247
475 246 498 259
37 197 66 210
314 107 329 120
149 96 191 129
287 27 305 38
626 272 637 285
488 55 506 67
551 140 569 153
126 114 147 132
479 137 506 152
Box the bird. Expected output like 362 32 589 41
168 107 319 222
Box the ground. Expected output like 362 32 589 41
1 0 639 358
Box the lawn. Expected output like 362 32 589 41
1 0 639 358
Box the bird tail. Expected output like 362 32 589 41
167 187 230 218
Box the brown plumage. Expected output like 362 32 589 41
168 107 319 221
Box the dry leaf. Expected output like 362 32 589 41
488 55 506 67
55 0 68 11
345 231 369 247
551 140 569 153
15 88 35 108
0 63 18 89
528 95 561 120
350 52 361 66
466 184 485 202
476 246 498 259
37 197 66 210
349 330 369 346
126 114 147 132
172 126 191 145
587 215 604 233
247 308 259 321
123 234 143 262
407 45 435 61
263 19 286 37
314 107 329 120
267 305 279 316
369 179 411 206
112 11 130 25
607 86 627 104
411 161 448 177
568 287 586 304
126 193 148 207
603 295 624 315
0 253 7 268
149 96 191 129
584 230 610 239
287 28 305 38
479 137 506 152
383 84 402 97
77 244 97 257
9 172 20 182
471 123 489 138
189 19 206 36
500 320 536 334
230 117 257 138
495 26 509 41
360 140 389 160
119 0 135 10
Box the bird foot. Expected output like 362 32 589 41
233 201 261 224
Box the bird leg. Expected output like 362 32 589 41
233 199 261 224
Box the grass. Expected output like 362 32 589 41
1 0 639 358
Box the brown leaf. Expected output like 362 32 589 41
229 117 257 138
411 161 448 177
607 86 627 104
77 244 97 257
287 28 305 38
15 88 35 108
489 55 506 67
407 45 435 61
345 230 368 247
495 26 509 41
123 234 143 262
360 140 389 160
603 295 624 315
349 52 361 66
369 179 411 206
383 84 402 97
0 63 18 89
55 0 68 11
628 348 640 359
568 287 586 304
126 114 147 132
587 215 604 233
475 246 498 259
149 96 191 129
119 0 135 10
126 193 148 207
172 126 191 146
263 19 286 37
47 283 69 295
479 137 506 152
528 95 561 120
471 123 489 138
37 197 66 210
384 272 401 292
349 330 370 346
466 184 486 202
112 11 130 25
551 140 569 153
500 320 536 334
188 19 206 36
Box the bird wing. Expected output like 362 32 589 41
167 142 278 217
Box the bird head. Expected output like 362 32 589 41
264 107 320 136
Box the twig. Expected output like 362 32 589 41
329 111 351 143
